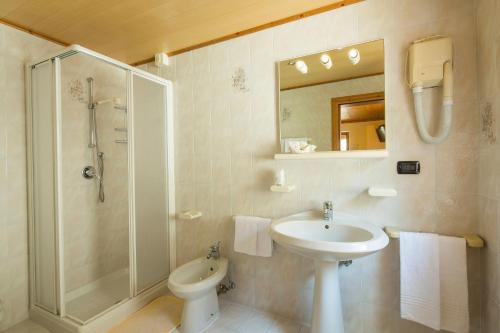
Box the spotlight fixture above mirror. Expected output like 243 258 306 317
320 54 333 69
348 48 361 65
289 60 308 74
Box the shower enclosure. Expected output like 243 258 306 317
25 45 175 332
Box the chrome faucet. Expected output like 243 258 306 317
207 241 221 260
323 201 334 221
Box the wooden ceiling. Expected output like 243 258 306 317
279 39 384 90
0 0 361 65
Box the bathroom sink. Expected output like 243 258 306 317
270 210 389 333
271 210 389 261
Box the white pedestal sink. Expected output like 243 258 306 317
270 211 389 333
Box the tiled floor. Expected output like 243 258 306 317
174 300 310 333
5 300 309 333
3 320 51 333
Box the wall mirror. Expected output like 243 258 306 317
277 39 386 157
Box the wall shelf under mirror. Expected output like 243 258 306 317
274 149 388 160
276 39 387 159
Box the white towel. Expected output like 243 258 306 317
234 216 273 257
400 232 440 330
256 218 273 257
440 235 469 333
234 216 258 256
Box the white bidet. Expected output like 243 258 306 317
167 257 228 333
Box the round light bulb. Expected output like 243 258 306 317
294 60 308 74
348 48 360 65
320 54 332 69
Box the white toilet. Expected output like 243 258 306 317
168 256 228 333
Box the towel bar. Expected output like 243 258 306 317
384 226 484 248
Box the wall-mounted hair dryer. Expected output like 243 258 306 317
407 36 453 144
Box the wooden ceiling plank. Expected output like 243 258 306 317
3 0 68 27
32 0 125 34
0 0 31 18
1 0 362 64
131 0 359 64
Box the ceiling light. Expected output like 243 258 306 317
294 60 308 74
348 48 360 65
320 54 332 69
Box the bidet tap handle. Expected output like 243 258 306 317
207 241 221 259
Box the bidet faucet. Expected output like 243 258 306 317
207 241 221 260
323 201 334 221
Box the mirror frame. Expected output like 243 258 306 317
274 38 388 159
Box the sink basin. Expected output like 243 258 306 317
270 210 389 333
271 210 389 261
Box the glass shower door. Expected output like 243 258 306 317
60 53 130 323
30 60 58 314
132 74 170 293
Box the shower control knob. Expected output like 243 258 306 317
81 166 96 179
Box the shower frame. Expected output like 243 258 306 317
24 45 176 333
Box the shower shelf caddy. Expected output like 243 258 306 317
384 227 485 248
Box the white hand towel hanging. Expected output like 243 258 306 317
439 235 469 333
234 216 258 256
400 232 470 333
400 232 440 330
256 218 273 257
234 216 273 257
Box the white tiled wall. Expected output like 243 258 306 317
476 0 500 332
143 0 482 332
0 26 61 330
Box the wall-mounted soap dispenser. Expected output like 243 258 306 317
407 36 453 144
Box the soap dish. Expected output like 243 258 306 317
368 187 397 197
270 185 295 193
178 210 203 220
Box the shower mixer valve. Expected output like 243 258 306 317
82 166 97 179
